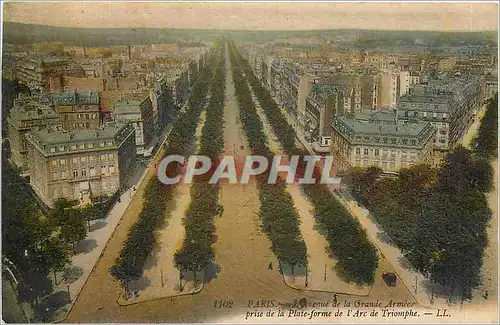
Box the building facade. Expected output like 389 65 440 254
47 91 101 131
397 75 482 160
331 110 436 173
113 97 154 155
16 57 69 91
7 101 59 171
25 122 136 207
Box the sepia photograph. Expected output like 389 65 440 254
1 1 498 323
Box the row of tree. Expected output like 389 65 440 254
229 41 308 278
174 41 226 283
232 43 378 285
348 144 494 301
2 156 93 318
109 47 218 295
473 94 498 159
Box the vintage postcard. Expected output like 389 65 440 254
1 1 498 323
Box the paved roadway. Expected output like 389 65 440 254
66 45 430 323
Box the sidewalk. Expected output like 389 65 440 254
334 189 451 309
53 165 149 322
51 116 182 321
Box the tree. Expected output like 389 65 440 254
50 199 87 249
41 238 72 285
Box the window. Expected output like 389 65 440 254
51 160 58 166
78 143 85 149
433 112 437 118
374 149 379 156
88 142 94 149
53 171 58 180
59 146 65 152
59 159 65 165
89 156 95 162
99 141 105 147
72 157 78 164
100 154 107 161
391 138 397 144
101 165 106 174
107 141 113 146
411 140 416 146
109 165 115 174
423 112 428 118
413 112 418 118
61 170 67 179
81 169 87 177
50 147 56 153
356 148 361 155
81 156 87 162
402 139 408 145
73 170 78 178
108 153 114 160
89 166 96 176
364 148 369 155
383 138 388 144
71 144 77 150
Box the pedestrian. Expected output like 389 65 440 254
268 262 273 271
333 294 338 305
483 291 489 300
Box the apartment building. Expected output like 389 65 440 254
16 57 69 91
25 122 136 207
7 101 59 170
397 74 482 160
399 70 420 97
331 110 436 173
113 97 154 155
304 83 340 150
49 91 101 131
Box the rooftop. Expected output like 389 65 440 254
29 121 131 145
8 101 58 121
339 117 430 137
51 91 99 106
114 99 144 114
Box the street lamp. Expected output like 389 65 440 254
305 264 308 288
67 284 71 302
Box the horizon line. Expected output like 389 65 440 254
4 21 498 33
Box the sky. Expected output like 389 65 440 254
3 2 498 32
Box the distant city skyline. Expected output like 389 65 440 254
3 2 498 32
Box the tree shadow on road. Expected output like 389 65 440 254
74 239 98 255
90 220 107 232
143 248 161 271
62 266 83 284
397 255 413 271
280 261 307 278
377 231 394 245
203 262 221 284
35 290 70 323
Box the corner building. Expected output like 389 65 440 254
25 122 136 207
